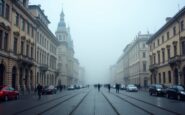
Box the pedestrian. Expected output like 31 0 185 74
37 84 43 100
108 84 111 93
98 83 101 92
116 83 120 93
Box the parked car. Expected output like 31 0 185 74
42 85 57 95
166 85 185 100
0 85 19 101
120 84 126 90
126 84 138 92
149 84 167 96
68 85 75 90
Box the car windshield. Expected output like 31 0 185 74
177 86 185 91
128 85 135 87
155 84 163 88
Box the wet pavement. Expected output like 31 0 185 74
0 87 185 115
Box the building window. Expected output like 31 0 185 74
0 0 4 16
167 31 170 40
153 54 156 64
153 42 155 49
157 39 160 46
163 72 166 83
31 27 34 38
37 51 39 62
21 18 25 31
168 71 171 83
182 41 185 55
143 52 146 58
159 73 161 84
181 20 184 31
13 37 17 54
26 44 29 56
162 35 164 43
143 62 146 72
157 51 160 64
15 12 19 27
173 26 176 36
27 22 30 35
143 43 145 48
167 48 170 59
5 4 9 20
31 47 33 58
21 41 24 54
23 0 26 7
0 30 2 49
174 45 177 56
162 49 165 63
4 32 8 50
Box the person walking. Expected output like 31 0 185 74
37 84 43 100
116 83 120 93
108 84 111 93
97 83 101 92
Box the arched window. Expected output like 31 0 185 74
0 0 4 16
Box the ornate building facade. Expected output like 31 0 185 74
0 0 36 91
56 10 75 86
147 7 185 86
29 5 58 87
110 33 151 87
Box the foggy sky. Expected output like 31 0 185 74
30 0 185 84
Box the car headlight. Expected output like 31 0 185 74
157 89 161 91
180 91 185 95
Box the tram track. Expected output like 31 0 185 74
119 92 181 115
101 91 121 115
13 91 82 115
110 92 181 115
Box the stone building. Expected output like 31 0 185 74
111 33 151 87
56 10 75 86
0 0 36 91
147 7 185 86
29 5 58 87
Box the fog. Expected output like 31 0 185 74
30 0 185 84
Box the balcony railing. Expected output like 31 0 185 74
149 64 159 72
17 54 34 66
168 55 181 65
39 64 48 72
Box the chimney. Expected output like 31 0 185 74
166 17 171 22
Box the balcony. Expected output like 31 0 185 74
17 54 34 66
40 64 48 72
168 55 181 66
149 64 159 72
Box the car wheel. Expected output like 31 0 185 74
16 95 19 100
4 96 8 101
166 94 170 98
177 95 181 101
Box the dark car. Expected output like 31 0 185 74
149 84 167 96
166 85 185 100
42 85 57 95
0 85 19 101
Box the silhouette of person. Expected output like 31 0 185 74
108 84 111 93
37 84 43 100
98 83 101 92
116 83 120 93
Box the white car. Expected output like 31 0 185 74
126 84 138 92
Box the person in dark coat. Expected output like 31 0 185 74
108 84 111 93
116 83 120 93
97 83 101 92
37 84 43 100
